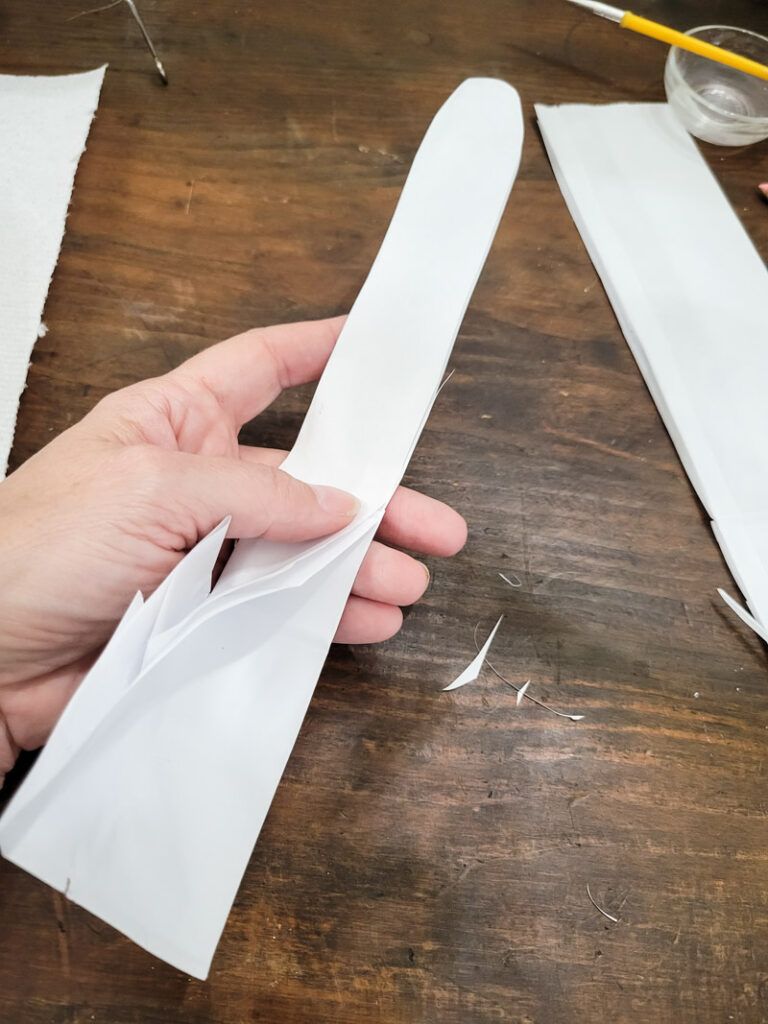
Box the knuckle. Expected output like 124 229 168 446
112 444 169 500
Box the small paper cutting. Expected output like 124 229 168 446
444 616 504 691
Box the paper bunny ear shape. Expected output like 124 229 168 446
0 78 524 979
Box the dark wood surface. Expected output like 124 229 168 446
3 1 768 1020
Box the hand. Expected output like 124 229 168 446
0 317 466 783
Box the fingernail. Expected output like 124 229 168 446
421 562 431 586
312 484 360 518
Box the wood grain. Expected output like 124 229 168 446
2 1 768 1020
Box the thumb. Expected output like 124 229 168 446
164 450 360 543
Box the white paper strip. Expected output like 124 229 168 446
536 102 768 630
0 78 524 979
0 67 105 476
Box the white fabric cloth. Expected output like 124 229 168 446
0 66 105 475
537 101 768 628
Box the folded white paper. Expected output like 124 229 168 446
0 79 524 979
0 67 105 476
537 102 768 630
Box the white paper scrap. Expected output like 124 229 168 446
444 616 504 691
0 67 105 476
0 79 524 979
717 588 768 647
499 571 522 588
537 101 768 637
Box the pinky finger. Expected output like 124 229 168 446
334 596 403 645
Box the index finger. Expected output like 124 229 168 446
171 315 346 426
238 446 469 557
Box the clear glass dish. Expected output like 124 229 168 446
664 25 768 145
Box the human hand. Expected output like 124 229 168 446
0 317 466 784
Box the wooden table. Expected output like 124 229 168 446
2 1 768 1020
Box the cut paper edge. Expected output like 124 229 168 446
717 588 768 646
586 883 619 924
499 571 522 588
470 622 585 721
516 679 530 706
443 616 503 691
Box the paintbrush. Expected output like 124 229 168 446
564 0 768 82
123 0 168 84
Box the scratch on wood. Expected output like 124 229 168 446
542 420 654 466
66 0 121 20
185 180 195 215
52 891 72 977
567 793 589 830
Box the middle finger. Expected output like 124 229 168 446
351 541 430 607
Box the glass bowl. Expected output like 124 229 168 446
664 25 768 145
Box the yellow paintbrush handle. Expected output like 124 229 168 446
621 12 768 82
